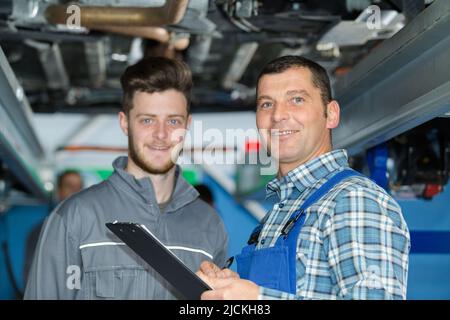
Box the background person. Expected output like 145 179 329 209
23 170 83 286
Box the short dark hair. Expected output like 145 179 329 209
120 57 192 115
257 55 332 107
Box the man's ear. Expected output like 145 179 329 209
326 100 340 129
186 114 192 129
118 111 129 136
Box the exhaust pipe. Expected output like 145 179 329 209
45 0 188 27
88 26 189 49
92 26 170 42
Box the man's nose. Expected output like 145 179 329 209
272 103 289 123
153 121 168 140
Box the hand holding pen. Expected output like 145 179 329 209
197 260 259 300
197 259 239 281
223 256 234 269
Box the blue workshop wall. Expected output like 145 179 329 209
398 186 450 300
0 204 49 300
202 174 259 266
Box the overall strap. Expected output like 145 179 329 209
246 209 271 245
284 168 364 293
300 168 363 212
281 168 363 236
248 168 364 244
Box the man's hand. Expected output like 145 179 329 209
200 277 260 300
198 261 240 279
196 261 259 300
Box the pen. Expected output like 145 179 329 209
222 256 234 269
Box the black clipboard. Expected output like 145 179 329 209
105 222 212 300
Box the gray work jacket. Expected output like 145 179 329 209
24 156 228 299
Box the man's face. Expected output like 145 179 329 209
58 173 82 201
256 67 339 174
119 89 191 175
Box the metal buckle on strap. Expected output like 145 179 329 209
281 219 295 236
247 228 262 245
281 209 304 237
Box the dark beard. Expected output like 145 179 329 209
128 129 176 175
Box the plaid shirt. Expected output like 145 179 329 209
257 149 410 300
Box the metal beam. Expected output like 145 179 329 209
84 41 106 88
0 46 49 200
222 42 258 89
25 40 70 90
333 0 450 155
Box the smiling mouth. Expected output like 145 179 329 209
270 130 299 136
149 145 171 151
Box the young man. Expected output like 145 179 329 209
24 57 228 299
198 56 410 300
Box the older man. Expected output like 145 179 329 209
198 56 410 300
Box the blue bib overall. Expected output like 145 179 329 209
236 169 363 294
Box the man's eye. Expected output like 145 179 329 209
259 102 272 109
292 97 304 104
169 119 180 125
142 118 152 124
